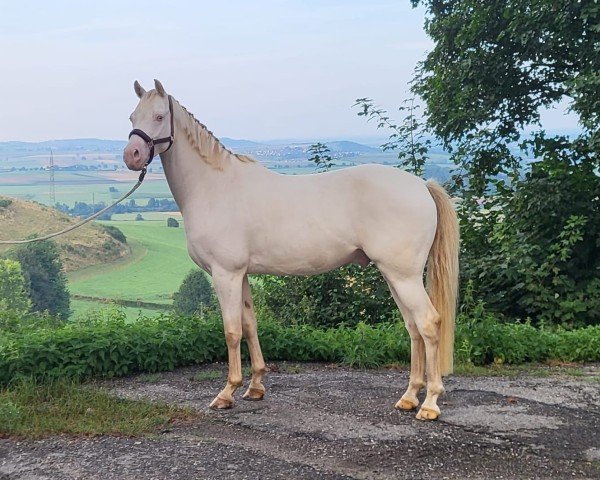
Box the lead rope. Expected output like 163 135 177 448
0 168 148 245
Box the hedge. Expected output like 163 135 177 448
0 313 598 385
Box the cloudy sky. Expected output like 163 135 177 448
0 0 578 143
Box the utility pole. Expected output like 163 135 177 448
49 149 56 205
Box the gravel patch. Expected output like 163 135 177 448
1 363 598 479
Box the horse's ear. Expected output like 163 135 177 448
154 79 166 97
134 80 146 99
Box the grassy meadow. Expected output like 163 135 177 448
68 216 196 315
0 168 198 318
70 299 162 322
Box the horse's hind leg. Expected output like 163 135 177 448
384 278 425 410
385 274 444 420
241 275 267 401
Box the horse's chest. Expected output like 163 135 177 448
184 220 248 273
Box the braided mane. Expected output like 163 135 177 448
175 99 254 168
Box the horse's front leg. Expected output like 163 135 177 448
209 269 244 410
241 275 267 401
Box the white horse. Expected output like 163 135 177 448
123 80 459 420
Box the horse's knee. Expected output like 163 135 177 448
225 331 242 348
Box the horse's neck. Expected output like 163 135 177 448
159 129 242 214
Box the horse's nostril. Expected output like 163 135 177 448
133 149 140 160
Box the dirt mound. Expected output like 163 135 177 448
0 196 129 272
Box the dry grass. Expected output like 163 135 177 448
0 195 129 272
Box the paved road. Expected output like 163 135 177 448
1 364 599 479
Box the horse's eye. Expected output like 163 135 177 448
156 115 164 121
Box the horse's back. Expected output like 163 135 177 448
240 164 437 275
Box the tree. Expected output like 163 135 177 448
307 143 334 172
411 0 599 190
9 240 70 319
0 259 31 313
173 270 215 316
354 97 431 176
411 0 600 325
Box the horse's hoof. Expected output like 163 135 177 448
242 387 265 401
209 396 233 410
416 407 440 421
395 398 419 411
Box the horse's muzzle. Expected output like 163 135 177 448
123 137 150 171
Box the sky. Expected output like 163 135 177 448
0 0 579 143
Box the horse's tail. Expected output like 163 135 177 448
425 180 459 376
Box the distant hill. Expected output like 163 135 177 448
0 139 127 157
325 141 380 153
0 196 129 272
0 137 379 156
221 137 266 149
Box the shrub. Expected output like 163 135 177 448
0 314 228 384
0 199 13 209
0 309 598 386
0 259 31 313
173 270 215 316
259 265 397 328
167 217 179 228
8 240 70 319
458 132 600 328
102 225 127 243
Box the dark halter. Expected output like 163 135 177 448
128 94 174 178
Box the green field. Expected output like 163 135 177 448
70 299 160 322
68 220 196 313
0 171 174 207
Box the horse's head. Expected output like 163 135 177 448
123 79 174 171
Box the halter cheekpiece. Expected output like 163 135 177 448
128 94 174 170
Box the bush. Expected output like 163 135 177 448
0 259 31 313
173 270 215 316
8 240 70 319
259 265 397 328
459 133 600 328
0 199 13 209
0 314 227 384
0 313 408 384
167 217 179 228
0 309 598 386
102 225 127 243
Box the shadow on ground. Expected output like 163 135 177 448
1 363 599 479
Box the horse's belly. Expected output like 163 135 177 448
247 244 369 276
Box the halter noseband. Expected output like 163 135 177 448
128 94 174 169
